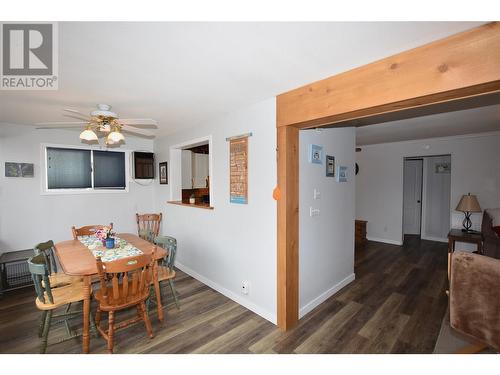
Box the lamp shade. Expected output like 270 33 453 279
79 128 98 141
455 193 482 213
107 127 125 144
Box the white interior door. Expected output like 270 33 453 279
403 159 423 235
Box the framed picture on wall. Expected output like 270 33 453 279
435 162 451 174
308 144 323 165
5 162 34 177
336 165 348 182
159 162 168 184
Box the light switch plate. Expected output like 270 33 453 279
313 189 320 199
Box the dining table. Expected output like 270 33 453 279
54 233 167 354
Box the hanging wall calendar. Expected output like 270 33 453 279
227 133 252 204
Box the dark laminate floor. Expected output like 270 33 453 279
0 235 448 354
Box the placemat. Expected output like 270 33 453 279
77 235 143 262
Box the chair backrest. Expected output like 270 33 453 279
28 253 54 304
34 240 58 275
72 223 113 240
95 247 157 306
450 251 500 351
154 236 177 271
136 213 162 242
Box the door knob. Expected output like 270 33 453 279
417 200 421 203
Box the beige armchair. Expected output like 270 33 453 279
449 251 500 353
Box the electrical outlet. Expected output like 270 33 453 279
241 281 250 295
310 207 320 217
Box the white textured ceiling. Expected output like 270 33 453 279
356 104 500 145
0 22 485 137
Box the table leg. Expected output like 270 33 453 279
82 275 91 354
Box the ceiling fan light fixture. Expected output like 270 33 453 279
107 127 125 143
79 128 98 141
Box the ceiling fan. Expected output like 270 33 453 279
35 104 158 145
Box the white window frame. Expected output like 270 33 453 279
40 143 131 195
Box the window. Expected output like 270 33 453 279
46 147 126 191
93 150 126 189
47 147 92 189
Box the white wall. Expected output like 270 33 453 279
421 155 451 242
0 125 155 251
356 132 500 247
153 98 277 323
299 127 356 318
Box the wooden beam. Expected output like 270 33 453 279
276 23 500 330
277 22 500 129
277 125 299 330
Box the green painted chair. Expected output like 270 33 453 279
34 240 82 287
148 235 179 315
28 253 95 353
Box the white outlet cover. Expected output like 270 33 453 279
241 281 250 295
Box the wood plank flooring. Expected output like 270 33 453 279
0 235 448 353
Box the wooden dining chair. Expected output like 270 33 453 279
34 240 82 287
149 235 180 314
72 223 114 240
94 248 157 354
28 253 90 353
136 213 162 242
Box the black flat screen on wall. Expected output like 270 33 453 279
134 152 155 179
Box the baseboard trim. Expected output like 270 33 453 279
421 235 448 243
175 261 277 325
366 236 403 246
299 273 355 319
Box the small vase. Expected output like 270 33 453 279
105 238 115 249
101 239 106 246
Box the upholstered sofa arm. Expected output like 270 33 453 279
450 251 500 352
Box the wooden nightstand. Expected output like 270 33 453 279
448 229 483 255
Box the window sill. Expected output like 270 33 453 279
167 201 214 210
41 188 129 196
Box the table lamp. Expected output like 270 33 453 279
455 193 482 232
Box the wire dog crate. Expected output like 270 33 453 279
0 249 34 295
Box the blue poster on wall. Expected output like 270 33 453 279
230 196 248 204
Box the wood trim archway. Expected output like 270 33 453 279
276 22 500 330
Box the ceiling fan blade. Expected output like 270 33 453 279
63 108 88 116
36 126 84 130
119 119 158 128
121 125 155 138
36 121 87 126
63 113 90 121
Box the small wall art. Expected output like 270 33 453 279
336 165 348 182
308 144 323 165
4 162 34 177
435 162 451 174
326 155 335 177
159 162 168 184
